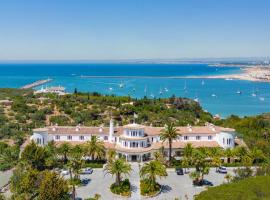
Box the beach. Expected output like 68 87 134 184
183 66 270 82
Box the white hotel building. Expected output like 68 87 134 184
31 120 236 162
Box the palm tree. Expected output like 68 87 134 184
212 156 221 172
153 151 166 165
104 158 131 186
107 149 117 162
85 136 105 161
140 160 167 187
249 148 265 164
68 145 84 200
57 142 71 164
181 157 189 173
183 143 194 158
160 123 180 164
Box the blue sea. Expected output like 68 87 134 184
0 63 269 118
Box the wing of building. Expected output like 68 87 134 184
30 120 237 162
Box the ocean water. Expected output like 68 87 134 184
0 63 269 118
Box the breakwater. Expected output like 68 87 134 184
20 78 52 89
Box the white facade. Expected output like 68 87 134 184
31 122 236 161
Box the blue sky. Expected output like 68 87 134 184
0 0 269 60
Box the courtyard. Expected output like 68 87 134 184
70 164 236 200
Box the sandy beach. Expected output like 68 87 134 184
186 66 270 82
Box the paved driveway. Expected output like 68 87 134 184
74 167 236 200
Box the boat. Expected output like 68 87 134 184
259 97 265 101
109 87 113 91
201 80 205 85
150 94 155 98
236 90 242 95
119 82 124 88
194 98 199 103
225 78 233 81
211 94 217 97
183 81 187 91
159 89 163 95
164 87 168 92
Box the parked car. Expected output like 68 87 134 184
80 167 93 174
201 179 214 186
81 178 90 186
60 169 69 176
175 167 184 175
193 179 213 186
217 166 227 174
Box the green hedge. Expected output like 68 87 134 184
140 179 160 196
196 175 270 200
110 179 131 196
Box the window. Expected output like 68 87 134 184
67 135 72 140
104 136 108 141
208 135 212 140
79 136 84 140
55 135 60 140
223 138 225 144
196 136 201 140
184 136 189 140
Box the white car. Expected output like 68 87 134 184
217 166 227 174
60 169 69 176
80 167 93 174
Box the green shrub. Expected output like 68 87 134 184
196 175 270 200
110 179 131 196
140 179 160 196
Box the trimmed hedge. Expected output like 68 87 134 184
140 179 161 196
196 175 270 200
110 179 131 196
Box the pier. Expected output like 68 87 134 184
20 78 52 89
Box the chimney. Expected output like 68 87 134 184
109 118 114 143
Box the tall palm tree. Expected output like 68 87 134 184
249 148 265 164
104 158 131 186
183 143 194 158
85 136 105 161
57 142 71 164
160 123 180 164
107 149 117 162
140 160 167 187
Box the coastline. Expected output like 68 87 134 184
80 66 270 83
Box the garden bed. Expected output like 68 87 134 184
140 179 161 197
110 179 131 197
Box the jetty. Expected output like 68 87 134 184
20 78 52 89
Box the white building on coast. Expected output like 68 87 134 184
30 120 236 162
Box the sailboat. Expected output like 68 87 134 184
194 98 199 103
201 80 205 86
259 97 265 101
236 90 242 95
184 81 187 90
159 88 163 95
119 82 124 88
251 88 257 97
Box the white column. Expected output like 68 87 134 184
109 118 114 143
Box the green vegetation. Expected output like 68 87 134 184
215 114 270 157
10 138 107 199
0 88 212 143
160 123 180 165
104 156 132 196
195 175 270 200
0 142 19 171
140 160 167 196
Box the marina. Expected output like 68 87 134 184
1 63 270 117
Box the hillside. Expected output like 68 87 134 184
196 175 270 200
0 88 212 142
